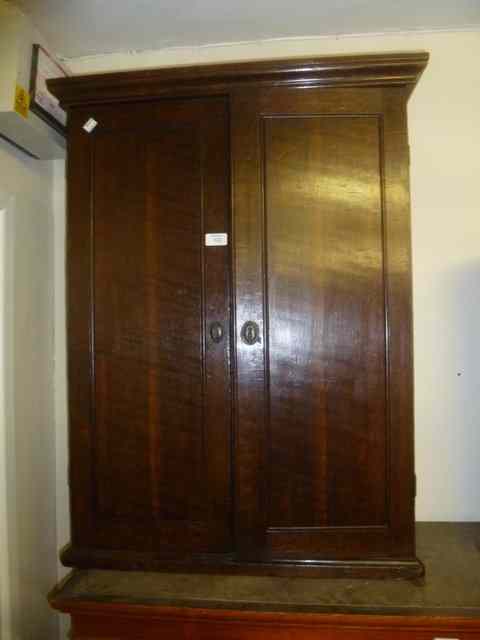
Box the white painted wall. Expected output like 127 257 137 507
0 138 58 639
0 1 66 636
0 193 14 640
52 157 69 640
54 30 480 531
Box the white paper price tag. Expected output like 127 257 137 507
83 118 98 133
205 233 228 247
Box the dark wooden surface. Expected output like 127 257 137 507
57 53 427 578
49 524 480 639
66 97 233 556
47 52 429 108
60 609 480 640
264 113 386 532
231 85 418 572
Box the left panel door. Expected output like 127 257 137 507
66 97 233 563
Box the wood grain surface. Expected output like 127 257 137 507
231 86 417 568
58 53 427 578
66 97 232 555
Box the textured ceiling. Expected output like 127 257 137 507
9 0 480 59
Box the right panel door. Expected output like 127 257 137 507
232 86 415 563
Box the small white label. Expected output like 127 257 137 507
205 233 228 247
83 118 98 133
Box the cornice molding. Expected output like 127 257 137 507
48 52 428 109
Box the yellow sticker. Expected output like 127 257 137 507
14 84 30 119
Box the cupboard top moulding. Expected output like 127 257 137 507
47 52 429 107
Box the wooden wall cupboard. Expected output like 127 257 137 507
49 52 428 579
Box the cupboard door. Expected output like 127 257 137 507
67 98 233 556
232 86 415 561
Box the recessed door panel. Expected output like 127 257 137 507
264 115 387 530
94 125 207 524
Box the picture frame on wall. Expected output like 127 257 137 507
29 44 69 135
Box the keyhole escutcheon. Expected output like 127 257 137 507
241 321 261 345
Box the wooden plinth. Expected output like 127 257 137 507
49 523 480 640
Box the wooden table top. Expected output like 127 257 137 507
51 522 480 618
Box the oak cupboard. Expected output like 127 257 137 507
48 52 428 579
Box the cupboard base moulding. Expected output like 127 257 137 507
61 543 424 579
